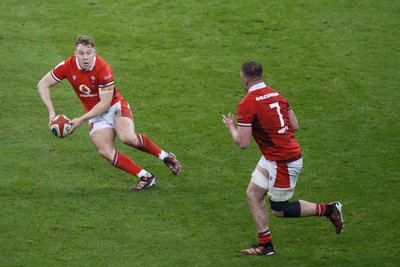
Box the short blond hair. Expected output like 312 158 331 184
75 35 95 48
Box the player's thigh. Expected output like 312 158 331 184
247 181 268 201
248 165 269 200
114 116 137 145
252 156 271 189
90 128 116 161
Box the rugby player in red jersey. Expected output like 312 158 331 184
38 35 180 191
222 61 343 255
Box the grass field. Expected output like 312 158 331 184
1 0 399 266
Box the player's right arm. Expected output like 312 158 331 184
222 112 253 149
37 71 59 127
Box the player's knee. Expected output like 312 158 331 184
269 200 301 218
269 200 288 217
247 169 268 201
97 148 114 163
247 176 267 202
271 209 284 217
246 185 257 201
119 135 136 147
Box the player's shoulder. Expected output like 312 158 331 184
238 93 254 111
63 56 76 66
95 56 110 67
263 85 280 94
263 86 287 100
94 56 113 72
53 56 73 69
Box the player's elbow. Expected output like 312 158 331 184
37 80 44 91
37 78 50 93
236 140 251 149
234 129 252 149
238 144 249 150
288 109 299 132
290 123 299 132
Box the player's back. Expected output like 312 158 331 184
242 86 301 161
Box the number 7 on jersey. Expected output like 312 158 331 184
269 102 285 127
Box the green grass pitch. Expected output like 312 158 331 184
1 0 399 266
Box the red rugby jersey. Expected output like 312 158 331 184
51 56 123 113
237 84 301 161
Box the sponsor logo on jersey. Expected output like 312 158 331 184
79 84 98 98
255 92 279 101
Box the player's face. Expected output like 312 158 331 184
75 44 96 70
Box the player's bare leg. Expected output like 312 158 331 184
270 199 315 217
241 182 275 256
115 116 181 175
90 128 117 163
114 116 138 147
270 198 344 234
91 127 156 190
247 183 269 233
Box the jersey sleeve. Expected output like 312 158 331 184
51 61 67 82
236 98 253 127
286 100 292 111
98 63 115 89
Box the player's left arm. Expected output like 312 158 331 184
222 113 252 149
288 108 299 132
69 85 114 132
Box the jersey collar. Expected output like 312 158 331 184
248 82 267 93
75 56 97 71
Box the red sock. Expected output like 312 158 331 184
112 151 142 177
135 134 162 157
258 230 272 244
315 203 327 216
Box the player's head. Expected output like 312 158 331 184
74 35 96 70
240 61 264 90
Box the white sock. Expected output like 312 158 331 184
137 169 149 178
158 150 168 160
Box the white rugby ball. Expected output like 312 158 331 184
50 115 72 138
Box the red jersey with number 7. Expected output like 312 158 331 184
51 56 123 113
236 85 301 161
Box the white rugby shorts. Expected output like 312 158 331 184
250 155 303 202
88 100 132 136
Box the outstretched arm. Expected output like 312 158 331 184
222 113 252 149
37 71 59 127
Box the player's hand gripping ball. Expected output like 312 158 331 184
50 115 72 138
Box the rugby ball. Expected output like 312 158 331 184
50 115 72 138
